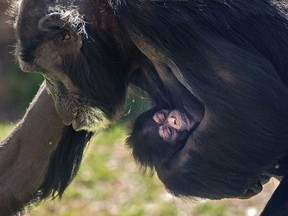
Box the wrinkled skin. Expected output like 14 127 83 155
11 0 288 208
152 109 195 144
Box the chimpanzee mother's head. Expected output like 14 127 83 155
13 0 133 131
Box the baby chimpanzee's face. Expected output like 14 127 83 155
152 109 195 144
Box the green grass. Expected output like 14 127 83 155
193 202 228 216
20 124 179 216
0 123 14 140
0 123 273 216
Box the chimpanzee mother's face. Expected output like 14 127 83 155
14 0 126 131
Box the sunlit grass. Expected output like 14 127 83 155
193 202 228 216
19 123 178 216
0 123 278 216
0 123 14 140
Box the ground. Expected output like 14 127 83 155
0 123 278 216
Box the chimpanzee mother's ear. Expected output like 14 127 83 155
38 13 64 32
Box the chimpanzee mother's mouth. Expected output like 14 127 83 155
45 79 111 132
70 105 110 132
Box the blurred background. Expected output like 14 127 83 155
0 1 279 216
0 0 43 121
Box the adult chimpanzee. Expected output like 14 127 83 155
7 0 288 215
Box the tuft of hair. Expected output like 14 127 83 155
48 5 88 38
7 0 20 27
6 126 93 215
39 126 93 198
108 0 126 10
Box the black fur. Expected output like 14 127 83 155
62 27 129 117
120 0 288 194
127 107 193 170
13 0 288 215
120 0 288 213
40 126 92 198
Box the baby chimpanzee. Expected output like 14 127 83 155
127 107 199 168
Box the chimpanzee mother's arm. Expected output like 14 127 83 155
0 83 92 215
0 83 65 215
